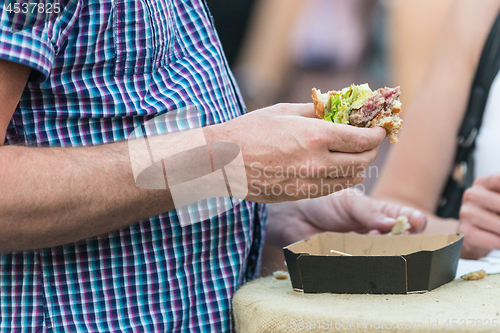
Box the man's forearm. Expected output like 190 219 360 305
0 142 174 251
0 102 388 252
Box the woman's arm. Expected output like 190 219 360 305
373 0 500 233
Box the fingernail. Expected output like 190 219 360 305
412 211 427 232
413 211 425 218
380 217 397 224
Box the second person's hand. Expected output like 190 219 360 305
459 174 500 259
266 189 428 247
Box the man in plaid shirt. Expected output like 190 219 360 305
0 0 425 331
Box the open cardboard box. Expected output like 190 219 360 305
283 232 463 294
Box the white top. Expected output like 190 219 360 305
473 70 500 178
473 70 500 259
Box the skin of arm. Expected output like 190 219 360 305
233 0 303 107
0 61 387 252
373 0 500 235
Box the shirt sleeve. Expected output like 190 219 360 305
0 0 82 83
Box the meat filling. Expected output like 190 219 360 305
349 87 400 127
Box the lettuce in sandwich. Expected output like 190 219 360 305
312 83 403 144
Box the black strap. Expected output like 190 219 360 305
437 10 500 218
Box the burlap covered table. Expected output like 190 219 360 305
233 275 500 332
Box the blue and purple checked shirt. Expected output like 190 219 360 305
0 0 267 331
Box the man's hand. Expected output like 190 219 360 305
206 103 386 203
459 174 500 259
266 189 427 247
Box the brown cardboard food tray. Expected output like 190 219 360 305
283 232 463 294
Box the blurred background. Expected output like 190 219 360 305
206 0 455 276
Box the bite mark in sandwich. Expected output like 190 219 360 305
312 84 403 143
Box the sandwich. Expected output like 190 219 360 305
312 84 402 143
